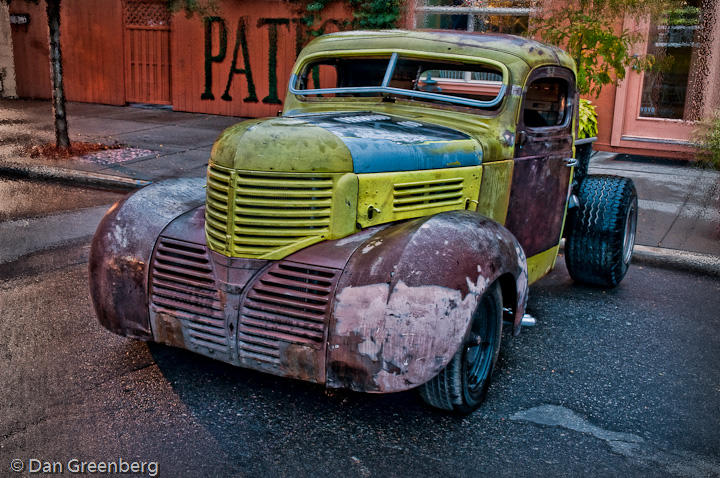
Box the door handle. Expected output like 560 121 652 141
564 157 578 168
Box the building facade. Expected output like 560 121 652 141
7 0 720 158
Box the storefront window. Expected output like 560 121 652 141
639 0 709 120
414 0 533 35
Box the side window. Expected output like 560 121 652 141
523 78 569 128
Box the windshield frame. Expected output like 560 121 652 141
289 50 509 110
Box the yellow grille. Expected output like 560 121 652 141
206 164 354 259
393 177 465 212
356 166 482 228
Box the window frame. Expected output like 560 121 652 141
289 50 510 110
519 66 577 134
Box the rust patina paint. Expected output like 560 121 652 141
327 212 528 393
89 178 206 339
90 31 575 395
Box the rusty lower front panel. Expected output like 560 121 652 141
141 207 527 391
148 206 351 384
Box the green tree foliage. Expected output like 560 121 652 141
533 0 682 97
348 0 401 29
290 0 401 36
166 0 218 18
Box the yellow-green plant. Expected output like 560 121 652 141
694 110 720 170
578 99 598 139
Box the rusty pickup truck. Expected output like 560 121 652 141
90 30 637 413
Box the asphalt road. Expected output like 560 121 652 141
1 179 719 477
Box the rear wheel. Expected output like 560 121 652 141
565 175 638 287
419 282 503 414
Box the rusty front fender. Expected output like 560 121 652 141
89 178 206 339
326 211 528 393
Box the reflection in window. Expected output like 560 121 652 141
524 78 568 127
294 55 505 110
640 0 704 120
414 0 533 35
390 58 503 102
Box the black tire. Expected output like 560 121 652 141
565 175 638 288
419 282 502 414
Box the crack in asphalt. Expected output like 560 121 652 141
0 361 158 443
510 404 720 477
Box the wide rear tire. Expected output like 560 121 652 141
565 175 638 288
419 282 503 414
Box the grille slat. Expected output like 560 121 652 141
241 316 324 339
238 343 280 357
243 295 327 321
240 325 322 344
152 278 219 300
238 176 334 189
236 187 333 198
242 309 325 332
238 261 340 362
233 226 328 237
152 269 217 291
232 236 298 247
234 216 330 227
158 237 208 254
259 275 333 294
150 237 228 354
253 283 330 304
394 184 463 197
155 253 213 273
156 246 210 263
153 263 215 284
235 207 332 218
205 164 337 259
152 295 224 320
233 197 333 208
152 289 223 314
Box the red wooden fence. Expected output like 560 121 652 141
9 0 350 116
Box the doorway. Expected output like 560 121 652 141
611 0 720 152
123 0 172 105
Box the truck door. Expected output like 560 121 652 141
504 66 576 258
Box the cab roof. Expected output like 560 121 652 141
300 29 576 75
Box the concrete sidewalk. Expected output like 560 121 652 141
0 99 239 186
1 99 719 271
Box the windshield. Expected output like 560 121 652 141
290 52 507 110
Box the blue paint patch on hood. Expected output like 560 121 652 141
299 112 482 173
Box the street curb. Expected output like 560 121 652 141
560 240 720 277
0 162 151 189
630 245 720 277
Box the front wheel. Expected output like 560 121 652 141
419 282 503 414
565 175 638 288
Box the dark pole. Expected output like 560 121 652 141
46 0 70 149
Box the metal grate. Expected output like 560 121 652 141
205 164 335 258
124 0 171 27
150 237 227 352
393 177 465 212
238 261 339 364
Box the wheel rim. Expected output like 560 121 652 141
463 298 499 399
622 200 638 264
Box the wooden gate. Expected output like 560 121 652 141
123 0 171 104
